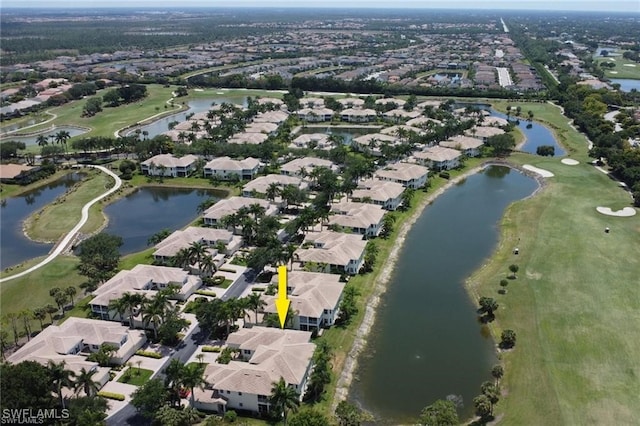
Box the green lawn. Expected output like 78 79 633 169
24 169 114 242
594 55 640 79
0 255 86 334
0 170 75 200
465 105 640 424
117 367 154 386
119 248 155 270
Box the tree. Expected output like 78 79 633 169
109 297 128 324
74 367 101 397
48 360 76 409
481 381 500 415
121 292 146 329
154 405 199 426
4 312 20 345
180 363 206 407
131 378 168 419
66 286 77 308
473 394 492 419
45 304 58 324
478 296 499 320
33 307 47 330
143 293 170 341
67 396 109 426
380 213 396 238
82 97 103 117
499 279 509 293
335 400 372 426
536 145 555 156
0 361 56 411
289 409 332 426
500 329 517 349
401 188 415 209
77 233 123 283
245 292 266 324
86 343 117 367
419 399 459 426
270 377 300 426
305 341 333 402
486 133 516 156
337 286 359 325
18 309 32 341
491 364 504 386
508 264 519 278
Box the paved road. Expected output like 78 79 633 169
106 324 206 426
0 165 122 283
221 268 256 301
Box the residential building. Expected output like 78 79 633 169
90 265 201 322
328 201 386 237
280 157 336 177
341 108 376 122
414 146 462 170
289 133 332 150
297 107 334 122
7 317 146 388
351 178 405 210
203 156 261 181
374 162 429 189
193 327 315 415
228 132 269 145
468 126 505 141
263 271 345 331
140 154 199 177
203 196 278 227
242 174 308 198
440 135 484 157
294 231 367 275
153 226 242 263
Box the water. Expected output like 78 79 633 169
128 96 248 138
102 186 226 255
0 173 82 270
351 166 539 424
488 109 566 156
0 126 88 146
1 119 37 134
609 78 640 93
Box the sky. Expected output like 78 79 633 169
2 0 639 12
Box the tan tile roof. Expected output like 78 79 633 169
204 156 260 172
329 201 385 231
441 135 484 150
203 196 277 221
295 231 366 267
415 146 462 162
264 271 344 318
141 154 199 168
243 174 307 195
0 164 34 179
352 178 405 203
280 157 335 175
375 162 429 182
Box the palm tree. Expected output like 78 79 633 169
187 241 209 269
142 293 171 340
245 293 266 324
48 360 76 409
65 286 77 308
5 312 20 345
74 367 101 397
180 363 206 407
199 255 218 278
248 203 266 221
44 304 58 324
108 297 128 324
172 247 192 270
36 135 49 147
266 182 281 202
269 377 300 426
18 310 33 341
54 130 71 154
33 307 47 330
121 293 145 329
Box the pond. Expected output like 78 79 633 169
609 78 640 93
0 126 89 146
350 165 539 424
127 97 249 139
0 173 82 270
102 186 226 255
488 108 566 156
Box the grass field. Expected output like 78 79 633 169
464 102 640 424
594 55 640 80
23 169 114 242
117 368 154 386
0 255 86 334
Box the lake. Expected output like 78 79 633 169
127 97 248 139
0 126 88 146
0 173 82 270
609 78 640 93
102 186 226 255
350 165 539 424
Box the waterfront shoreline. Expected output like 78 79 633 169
332 160 545 415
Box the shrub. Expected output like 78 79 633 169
135 350 162 359
224 410 237 423
536 145 555 156
212 275 225 285
500 329 517 349
97 391 125 401
195 290 217 297
439 171 450 179
202 346 221 353
251 287 266 292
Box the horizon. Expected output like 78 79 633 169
1 1 639 13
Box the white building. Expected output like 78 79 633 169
328 201 386 237
374 162 429 189
242 174 308 198
140 154 199 177
203 156 261 181
280 157 336 177
440 135 484 157
294 231 367 275
414 146 462 170
203 196 278 227
351 178 405 211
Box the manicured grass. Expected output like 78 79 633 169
23 169 115 242
0 255 85 332
117 367 154 386
58 296 93 323
119 248 155 270
466 127 640 422
594 55 640 79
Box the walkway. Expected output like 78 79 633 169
1 111 57 136
0 165 123 283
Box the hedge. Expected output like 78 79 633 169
135 350 162 359
195 290 217 297
202 346 221 353
97 391 125 401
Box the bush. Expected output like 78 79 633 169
500 329 517 349
202 346 221 353
212 275 225 285
224 410 237 423
195 290 217 297
135 350 162 359
218 267 236 273
97 391 125 401
251 287 266 292
536 145 555 156
439 171 450 179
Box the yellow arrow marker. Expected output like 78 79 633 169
275 265 291 329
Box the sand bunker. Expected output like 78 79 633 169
623 64 637 67
610 71 619 74
561 158 579 165
596 207 637 217
523 164 554 177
